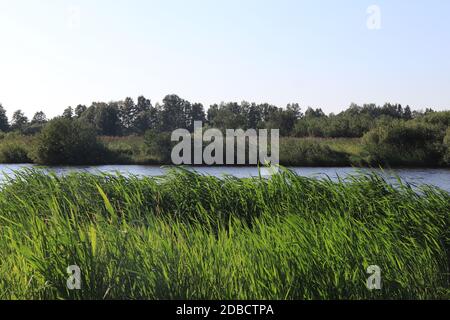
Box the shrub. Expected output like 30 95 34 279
34 118 106 165
362 122 445 167
22 123 45 136
443 127 450 165
280 138 349 166
0 142 32 163
144 130 173 163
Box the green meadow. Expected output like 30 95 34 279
0 169 448 299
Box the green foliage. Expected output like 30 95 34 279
133 96 159 134
264 108 299 136
119 97 139 132
74 104 87 118
159 95 205 132
208 103 252 131
294 103 419 138
0 169 448 299
100 136 159 164
0 141 32 163
62 107 74 119
280 138 349 166
31 111 47 125
362 122 445 167
144 130 173 163
10 110 29 132
414 111 450 128
443 128 450 165
22 123 46 136
0 99 448 167
0 134 34 163
80 102 122 136
33 118 106 165
0 104 9 132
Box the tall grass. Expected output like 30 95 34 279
280 138 350 166
0 168 448 299
100 135 159 164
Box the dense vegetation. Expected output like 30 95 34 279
362 122 445 167
0 169 448 299
0 97 449 166
34 118 108 165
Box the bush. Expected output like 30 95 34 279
22 123 45 136
0 142 32 163
144 130 173 163
280 138 349 166
362 122 445 167
443 127 450 165
34 118 106 165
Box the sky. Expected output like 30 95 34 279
0 0 449 118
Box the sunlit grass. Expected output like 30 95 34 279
0 168 448 299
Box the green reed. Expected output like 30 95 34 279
0 168 448 299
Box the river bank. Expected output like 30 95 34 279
1 135 449 168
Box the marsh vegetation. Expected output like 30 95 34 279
0 169 448 299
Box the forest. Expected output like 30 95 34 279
0 95 449 167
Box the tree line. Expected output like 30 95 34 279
0 94 446 138
0 95 448 167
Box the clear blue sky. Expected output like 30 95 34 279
0 0 449 118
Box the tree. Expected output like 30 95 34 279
0 104 9 132
305 107 325 118
265 109 297 136
31 111 47 124
119 97 138 133
189 103 206 130
259 103 279 122
80 103 121 136
63 107 74 119
75 105 87 118
95 103 121 136
247 103 261 129
208 102 247 130
11 110 29 132
22 111 48 135
415 110 450 128
403 106 412 120
160 95 191 132
133 96 154 134
287 103 303 119
34 118 105 165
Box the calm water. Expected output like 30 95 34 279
1 164 449 192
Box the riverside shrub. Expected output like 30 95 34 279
34 118 106 165
362 122 445 167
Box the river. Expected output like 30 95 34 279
0 164 449 192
